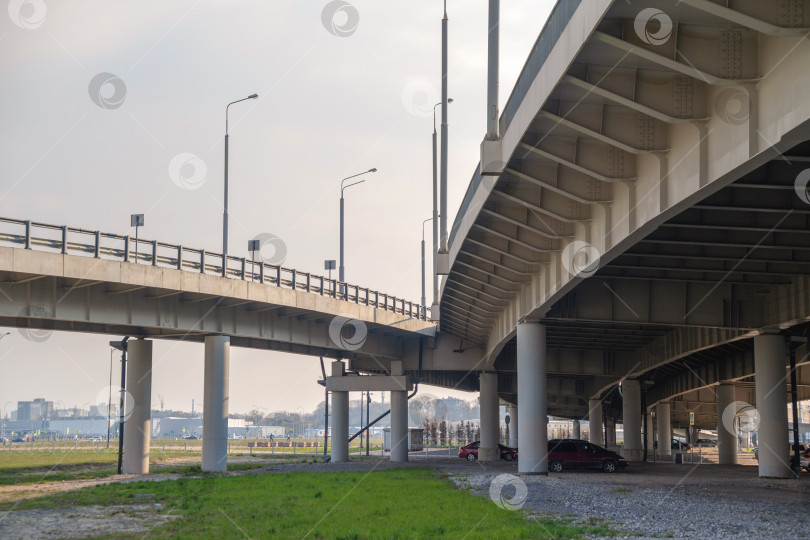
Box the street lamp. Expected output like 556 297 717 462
339 168 378 293
421 217 434 309
223 93 259 265
431 99 452 320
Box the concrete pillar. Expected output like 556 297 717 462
589 399 603 446
389 360 408 462
656 402 672 457
606 418 616 447
478 372 499 461
621 379 643 462
572 419 581 440
330 361 349 463
716 384 738 465
507 404 518 448
754 335 790 478
390 390 408 462
123 339 152 474
202 336 230 472
517 321 547 475
646 410 655 459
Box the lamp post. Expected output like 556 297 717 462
339 168 378 294
421 217 434 309
223 93 259 267
430 98 451 320
438 1 450 272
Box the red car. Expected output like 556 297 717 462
548 439 628 473
458 441 518 461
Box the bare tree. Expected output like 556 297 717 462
439 420 447 446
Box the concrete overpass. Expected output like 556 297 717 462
0 217 441 472
430 0 810 477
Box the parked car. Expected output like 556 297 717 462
180 434 197 440
11 437 25 443
458 441 518 462
696 439 717 447
654 438 692 451
88 436 103 442
753 443 808 470
547 439 628 473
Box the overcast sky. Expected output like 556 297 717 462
0 0 556 416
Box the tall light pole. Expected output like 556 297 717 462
223 93 259 264
431 99 452 320
437 1 450 276
421 217 434 308
339 168 378 292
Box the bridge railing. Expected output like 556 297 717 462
0 217 431 321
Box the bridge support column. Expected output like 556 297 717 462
202 336 230 472
516 321 547 475
589 400 603 446
572 419 580 440
123 339 152 474
478 372 499 461
646 410 655 460
621 379 643 462
754 335 790 478
656 402 672 458
716 384 738 465
506 404 518 448
330 362 349 463
606 418 616 448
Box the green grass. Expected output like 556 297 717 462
1 467 618 539
0 453 290 486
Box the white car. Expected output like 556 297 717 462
88 436 103 442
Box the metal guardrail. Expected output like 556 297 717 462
0 217 431 321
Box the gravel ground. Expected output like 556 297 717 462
447 461 810 539
0 503 179 539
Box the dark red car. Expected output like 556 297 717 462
548 439 628 473
458 441 518 462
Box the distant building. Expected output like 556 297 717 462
17 398 54 422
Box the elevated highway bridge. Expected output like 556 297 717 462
5 0 810 480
